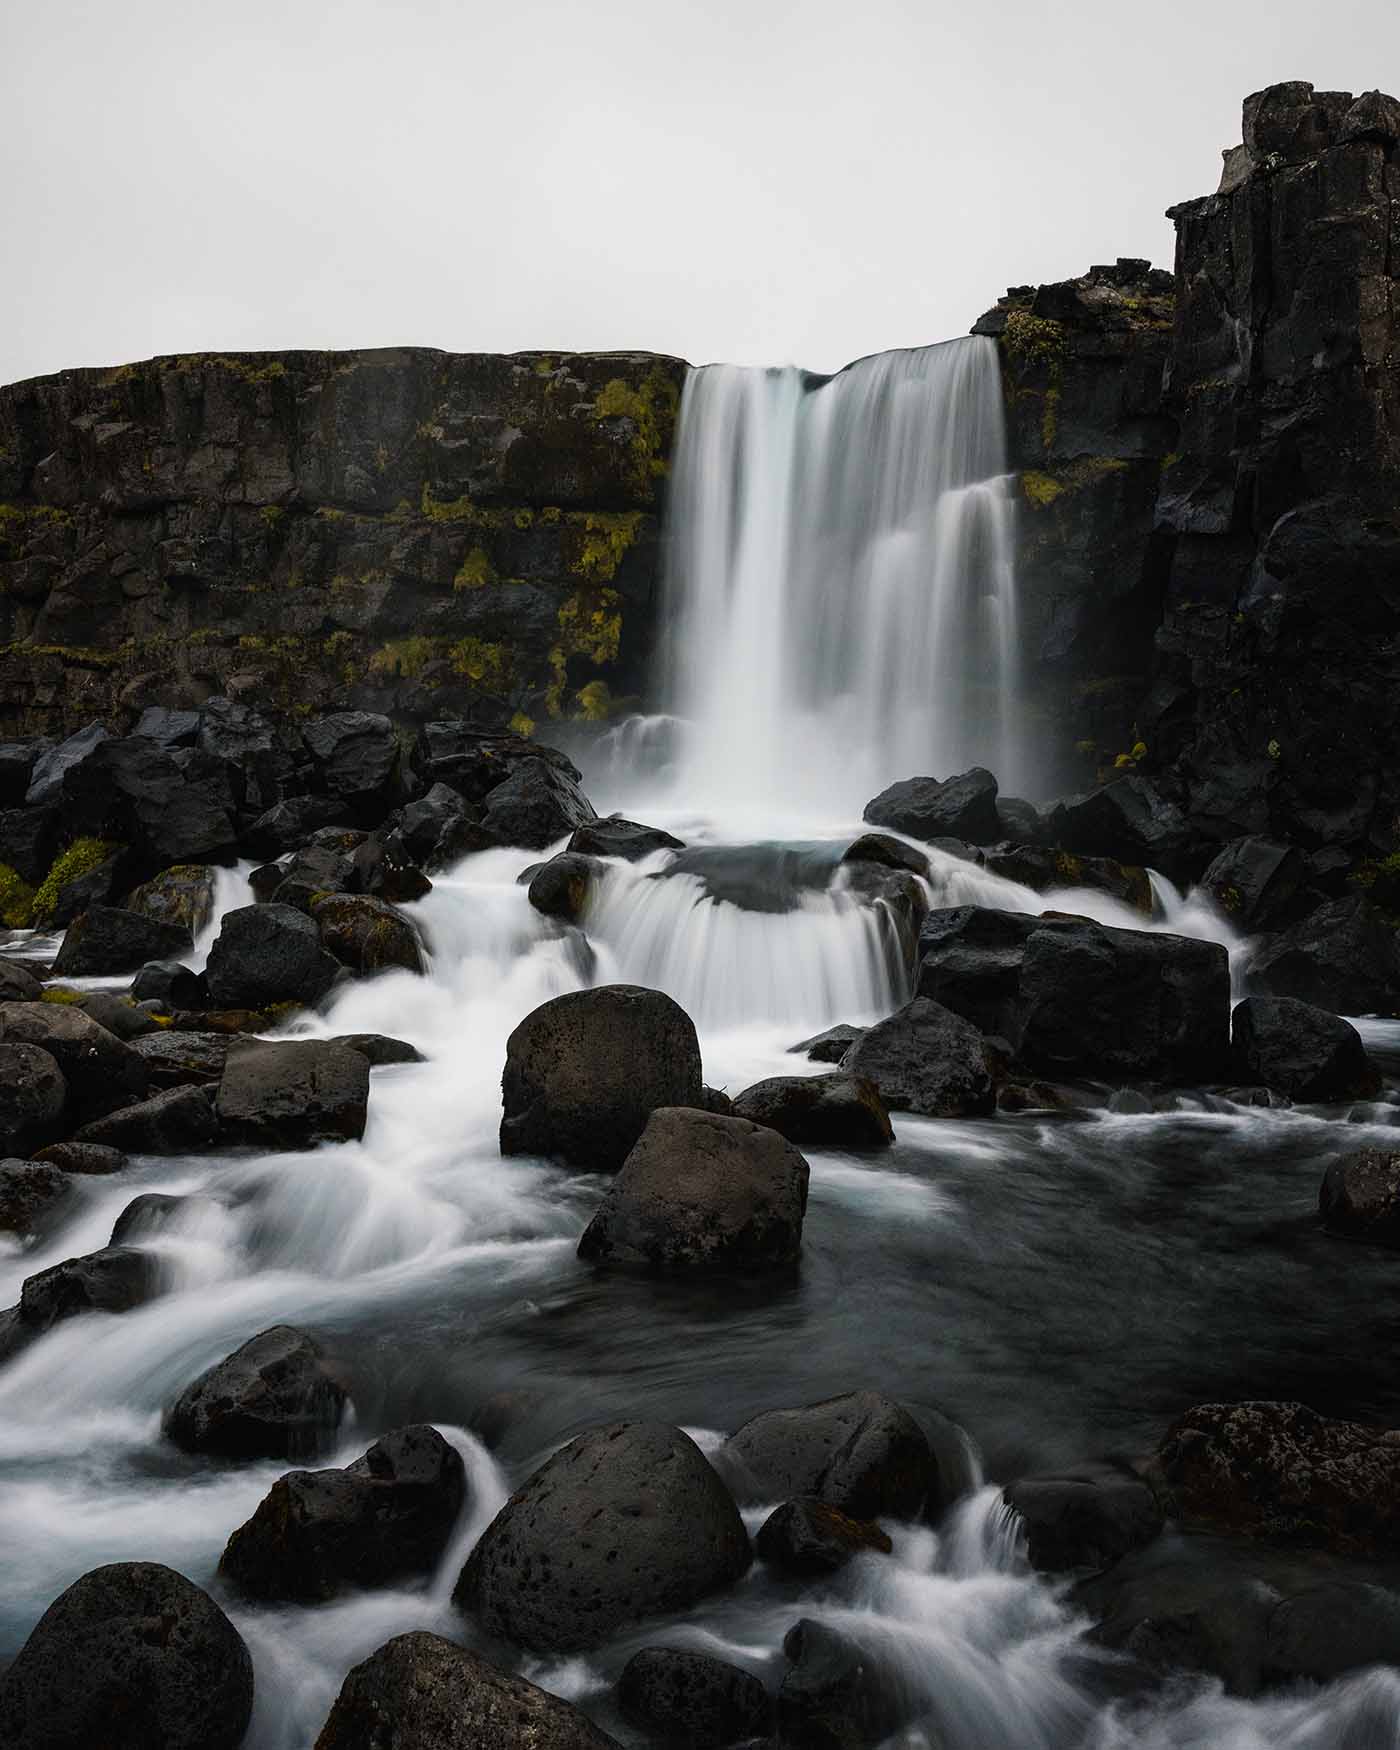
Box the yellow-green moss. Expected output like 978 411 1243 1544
509 711 536 737
0 862 35 928
453 545 496 589
369 637 437 680
1053 851 1084 883
591 368 680 495
1040 386 1061 450
448 638 513 689
1021 457 1131 511
574 512 642 583
259 505 284 529
1002 309 1066 366
1021 471 1063 509
32 838 118 924
39 986 85 1005
574 680 614 721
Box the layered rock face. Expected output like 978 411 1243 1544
0 349 684 738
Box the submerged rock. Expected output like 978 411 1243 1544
330 1032 425 1066
841 996 994 1117
1320 1148 1400 1245
863 767 1001 844
1004 1463 1164 1573
165 1325 346 1459
841 832 930 876
577 1107 810 1271
454 1420 750 1652
756 1497 894 1577
315 1631 618 1750
220 1424 466 1602
617 1647 771 1745
500 984 703 1169
214 1038 370 1148
0 1561 253 1750
3 1248 161 1366
1230 996 1380 1102
731 1072 894 1148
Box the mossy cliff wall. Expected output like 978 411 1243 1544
0 348 685 738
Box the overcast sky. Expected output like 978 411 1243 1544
1 0 1392 384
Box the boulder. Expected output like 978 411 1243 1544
0 957 42 1001
1004 1463 1164 1573
718 1391 939 1519
204 903 340 1009
526 852 604 923
916 905 1036 1037
73 991 159 1039
577 1107 810 1272
165 1325 346 1459
111 1193 190 1245
980 844 1152 912
0 1001 148 1120
790 1023 866 1064
0 1561 253 1750
349 829 433 903
311 892 425 975
755 1497 894 1576
731 1073 893 1148
220 1424 466 1602
500 984 703 1168
242 795 351 858
315 1632 618 1750
24 722 111 808
301 711 402 813
215 1039 370 1149
329 1032 424 1066
60 737 239 869
32 1140 126 1174
841 832 930 876
15 1247 161 1341
862 767 1000 844
1199 837 1309 932
0 1042 67 1154
480 757 597 849
1231 996 1380 1101
131 706 201 748
777 1619 903 1749
129 1030 233 1089
617 1648 771 1745
567 814 684 861
1320 1149 1400 1245
75 1085 218 1154
1043 776 1196 876
37 849 126 931
1155 1400 1400 1553
1 802 61 885
1249 895 1400 1015
841 997 994 1117
0 1159 71 1236
415 721 582 803
131 960 208 1011
123 864 217 941
1263 1581 1400 1687
454 1420 750 1651
263 840 357 913
51 906 191 977
0 739 41 805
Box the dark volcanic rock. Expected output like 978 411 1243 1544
1230 996 1380 1102
481 757 597 849
315 1631 618 1750
1155 1400 1400 1553
567 813 684 860
165 1325 346 1459
330 1032 425 1066
916 905 1036 1037
0 1000 148 1121
454 1420 750 1652
1320 1149 1400 1246
0 1042 67 1155
129 1030 233 1089
981 843 1152 912
0 1561 253 1750
1263 1581 1400 1688
0 957 43 1001
841 996 994 1118
415 723 583 803
526 852 604 923
312 892 425 976
862 767 1000 844
349 828 433 903
500 984 703 1169
617 1647 771 1745
777 1618 903 1750
790 1023 867 1064
32 1139 126 1174
841 832 931 876
243 796 351 858
204 902 340 1009
1248 896 1400 1016
131 959 208 1011
215 1039 370 1149
124 864 216 940
220 1424 466 1602
1004 1463 1164 1573
52 905 191 977
301 711 402 814
756 1497 894 1577
111 1193 190 1245
75 1085 218 1154
1199 837 1309 933
719 1391 939 1520
25 723 111 807
577 1107 810 1272
0 1159 71 1236
17 1246 161 1336
1044 777 1195 875
73 990 160 1039
731 1072 893 1148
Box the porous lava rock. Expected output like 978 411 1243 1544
1004 1462 1164 1572
480 758 597 849
567 814 684 861
214 1038 370 1148
616 1647 771 1744
756 1497 894 1576
311 892 425 976
0 1042 67 1154
526 851 604 923
1248 896 1400 1016
0 1159 71 1236
862 767 1001 844
731 1072 893 1148
0 1000 148 1120
1230 996 1380 1102
840 997 994 1117
204 903 340 1009
1320 1149 1400 1246
74 1085 218 1154
165 1325 346 1459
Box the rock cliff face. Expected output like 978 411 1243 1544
0 349 685 738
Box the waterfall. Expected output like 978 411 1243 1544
655 335 1023 824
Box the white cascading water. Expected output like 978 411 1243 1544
654 336 1023 823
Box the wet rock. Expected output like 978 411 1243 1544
25 722 112 808
1231 996 1380 1102
455 1420 750 1652
863 767 1001 845
111 1193 189 1245
220 1424 466 1603
1320 1148 1400 1245
1155 1400 1400 1552
719 1391 939 1519
129 1030 232 1088
349 828 433 903
1044 777 1196 879
840 832 930 876
265 840 357 912
0 1159 71 1236
500 984 703 1169
981 843 1152 912
777 1618 903 1750
39 850 126 931
51 905 191 977
996 796 1043 842
16 1247 161 1339
790 1023 867 1064
415 722 583 803
0 739 41 805
204 902 340 1009
1263 1581 1400 1687
480 756 598 849
312 892 425 975
731 1073 893 1148
397 782 480 866
756 1497 894 1577
330 1032 425 1066
59 737 240 871
0 1000 149 1120
1249 896 1400 1016
1004 1463 1164 1573
165 1325 346 1459
617 1647 771 1745
0 957 42 1001
527 851 604 923
578 1107 810 1272
568 813 684 861
75 1085 218 1154
243 795 351 858
301 711 404 816
698 1084 733 1114
131 959 209 1010
315 1631 618 1750
0 1561 253 1750
73 990 160 1039
915 904 1040 1039
215 1039 370 1149
841 996 994 1118
124 864 217 940
1199 837 1309 933
33 1139 126 1174
0 1042 67 1154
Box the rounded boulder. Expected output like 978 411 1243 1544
165 1324 346 1459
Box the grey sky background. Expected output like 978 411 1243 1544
2 0 1393 385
